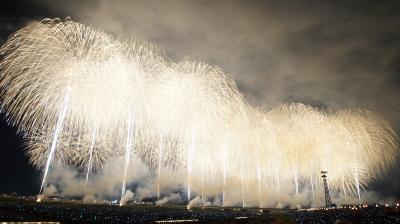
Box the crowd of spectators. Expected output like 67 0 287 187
2 196 400 224
0 199 269 223
292 206 400 224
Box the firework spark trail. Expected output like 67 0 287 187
121 111 135 203
257 163 262 208
310 168 315 208
187 125 195 203
85 124 97 185
40 91 69 194
241 169 245 208
342 177 348 203
0 18 399 208
157 132 163 200
353 168 361 203
275 167 281 205
222 136 228 206
200 162 205 206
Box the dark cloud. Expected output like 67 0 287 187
0 0 399 199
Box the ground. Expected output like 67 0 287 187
2 196 400 223
0 196 295 223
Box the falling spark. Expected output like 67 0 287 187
40 92 69 194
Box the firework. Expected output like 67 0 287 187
0 18 398 207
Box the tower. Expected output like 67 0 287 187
321 171 332 207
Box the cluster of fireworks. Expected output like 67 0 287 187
0 19 398 208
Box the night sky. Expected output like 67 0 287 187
0 0 400 199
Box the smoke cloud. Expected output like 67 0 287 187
156 193 181 206
41 156 386 209
119 190 134 206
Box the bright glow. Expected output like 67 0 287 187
0 18 399 207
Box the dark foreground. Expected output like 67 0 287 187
1 196 400 224
0 196 292 224
292 206 400 224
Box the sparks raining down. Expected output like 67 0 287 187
0 18 399 208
